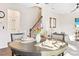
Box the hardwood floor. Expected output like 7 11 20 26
0 47 12 56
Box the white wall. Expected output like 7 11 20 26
0 3 41 34
0 3 41 49
41 5 62 35
0 3 17 49
55 13 79 41
0 3 20 31
19 6 41 35
0 3 79 48
41 4 78 41
57 14 75 35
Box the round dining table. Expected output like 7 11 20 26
8 40 68 56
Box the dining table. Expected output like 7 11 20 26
8 39 68 56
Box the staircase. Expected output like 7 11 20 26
29 16 42 37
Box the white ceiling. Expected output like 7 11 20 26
18 3 79 14
36 3 77 14
49 3 76 14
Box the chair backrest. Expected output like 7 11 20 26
52 33 65 41
11 33 24 41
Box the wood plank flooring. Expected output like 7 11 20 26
0 47 12 56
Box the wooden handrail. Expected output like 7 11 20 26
31 16 42 30
29 16 42 37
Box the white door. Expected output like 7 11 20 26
7 9 20 33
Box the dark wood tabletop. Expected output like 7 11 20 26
8 40 68 56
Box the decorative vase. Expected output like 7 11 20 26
36 33 41 43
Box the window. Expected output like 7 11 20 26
75 18 79 27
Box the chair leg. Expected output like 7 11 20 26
58 52 64 56
61 52 64 56
12 51 14 56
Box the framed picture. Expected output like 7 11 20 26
50 17 56 28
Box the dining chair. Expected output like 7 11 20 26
52 32 65 42
51 32 65 56
10 33 24 56
11 33 24 41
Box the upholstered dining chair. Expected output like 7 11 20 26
51 32 66 56
11 33 24 41
52 32 65 42
10 33 24 56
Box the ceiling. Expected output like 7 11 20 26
19 3 79 14
36 3 77 14
48 3 76 14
